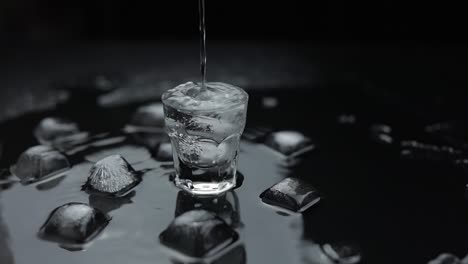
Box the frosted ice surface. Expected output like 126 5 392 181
428 253 461 264
12 145 70 182
159 209 238 258
265 131 314 156
38 203 110 244
84 154 140 196
34 117 80 145
260 177 320 212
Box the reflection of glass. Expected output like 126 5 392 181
162 82 248 195
175 190 242 228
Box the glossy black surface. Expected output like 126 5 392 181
1 82 468 263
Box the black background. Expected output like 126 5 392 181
0 0 467 43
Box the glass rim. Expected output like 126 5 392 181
161 82 249 114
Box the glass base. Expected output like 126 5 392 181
175 178 236 196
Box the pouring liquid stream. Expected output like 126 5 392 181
199 0 207 91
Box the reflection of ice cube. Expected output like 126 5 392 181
156 142 173 161
159 210 238 258
175 191 241 227
300 241 335 264
321 242 361 264
211 245 246 264
34 117 80 145
265 131 314 157
38 203 110 245
83 155 140 196
260 177 321 213
130 103 165 129
88 191 135 214
12 145 70 183
427 253 461 264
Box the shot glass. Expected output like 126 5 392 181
162 82 248 195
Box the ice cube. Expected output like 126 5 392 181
11 145 70 183
321 242 361 264
175 191 241 227
462 254 468 264
156 142 173 161
260 177 321 213
83 154 141 197
34 117 80 145
129 102 165 129
427 253 461 264
159 209 238 258
38 203 110 245
265 131 315 157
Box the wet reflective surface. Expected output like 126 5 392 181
1 86 468 264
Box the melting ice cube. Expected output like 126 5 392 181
38 203 110 245
427 253 461 264
83 154 141 197
260 177 321 213
11 145 70 183
156 142 173 161
264 131 315 159
34 117 80 145
321 242 362 264
129 102 165 130
159 209 238 258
